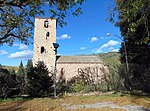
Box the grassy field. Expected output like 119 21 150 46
0 93 150 111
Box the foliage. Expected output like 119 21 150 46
25 59 33 84
99 52 123 91
27 61 53 97
65 76 85 93
0 0 85 45
116 0 150 42
17 61 25 76
0 97 23 103
119 63 150 93
16 62 26 94
0 66 21 98
57 69 68 94
25 59 33 74
83 85 95 93
70 81 85 92
109 0 150 92
66 63 111 93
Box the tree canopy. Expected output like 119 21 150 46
0 0 85 45
114 0 150 65
111 0 150 92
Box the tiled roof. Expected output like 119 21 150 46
57 55 103 63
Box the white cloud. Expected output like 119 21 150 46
90 37 98 42
112 49 119 52
109 47 119 52
80 47 86 50
108 47 114 51
0 50 8 55
100 36 104 39
100 40 119 49
14 43 28 50
94 40 120 53
94 48 103 53
57 34 71 40
8 50 33 59
100 36 108 40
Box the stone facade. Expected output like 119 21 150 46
56 56 109 83
33 17 56 70
33 17 109 83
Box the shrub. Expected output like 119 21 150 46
70 81 85 92
83 85 95 93
57 73 68 94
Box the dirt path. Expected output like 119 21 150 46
62 102 150 111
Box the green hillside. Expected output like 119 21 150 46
99 52 121 66
99 52 122 90
3 66 18 73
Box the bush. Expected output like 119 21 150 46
83 85 95 93
57 78 68 95
70 82 85 92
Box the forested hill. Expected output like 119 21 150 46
99 52 121 72
98 52 122 89
99 52 121 83
99 52 121 66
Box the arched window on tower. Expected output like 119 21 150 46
44 20 49 28
41 46 45 54
46 32 50 40
46 32 50 37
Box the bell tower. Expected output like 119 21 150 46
33 17 56 70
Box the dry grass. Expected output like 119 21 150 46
0 93 149 111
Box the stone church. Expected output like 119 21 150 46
33 17 109 83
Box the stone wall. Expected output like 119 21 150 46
56 62 109 83
33 17 56 70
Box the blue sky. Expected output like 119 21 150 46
0 0 121 66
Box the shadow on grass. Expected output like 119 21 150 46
0 97 33 111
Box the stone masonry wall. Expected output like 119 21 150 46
57 63 109 83
33 17 56 71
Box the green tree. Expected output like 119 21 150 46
110 0 150 92
27 61 53 97
26 59 33 74
0 66 20 98
17 61 26 94
0 0 85 45
24 59 33 93
17 61 25 76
